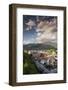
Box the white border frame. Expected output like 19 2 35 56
16 8 64 82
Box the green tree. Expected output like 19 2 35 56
23 52 39 74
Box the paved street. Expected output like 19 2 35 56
32 57 57 74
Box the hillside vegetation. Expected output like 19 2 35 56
23 52 39 74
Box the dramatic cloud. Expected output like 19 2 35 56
24 16 57 44
36 32 57 43
36 18 57 43
25 19 36 30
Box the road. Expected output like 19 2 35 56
32 57 57 74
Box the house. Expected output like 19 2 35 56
46 55 56 66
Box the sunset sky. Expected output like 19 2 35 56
23 15 57 45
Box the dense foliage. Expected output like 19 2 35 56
23 52 39 74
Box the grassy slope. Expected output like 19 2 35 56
23 52 39 74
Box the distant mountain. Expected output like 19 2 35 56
23 43 57 50
45 42 57 48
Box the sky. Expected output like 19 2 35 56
23 15 57 45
